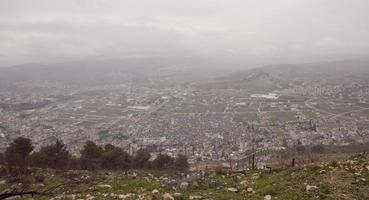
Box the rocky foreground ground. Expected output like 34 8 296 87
1 153 369 200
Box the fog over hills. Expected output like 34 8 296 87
0 56 228 87
1 59 368 87
1 1 369 199
199 60 369 91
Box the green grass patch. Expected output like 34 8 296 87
269 112 297 122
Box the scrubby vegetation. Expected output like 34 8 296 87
1 150 369 199
0 138 369 199
2 137 189 172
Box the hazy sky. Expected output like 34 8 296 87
1 0 369 66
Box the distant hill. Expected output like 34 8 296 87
198 60 369 91
1 59 368 90
0 56 212 88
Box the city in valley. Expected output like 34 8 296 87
1 60 368 170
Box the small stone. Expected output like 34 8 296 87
180 182 189 191
97 184 112 189
173 193 182 199
251 174 259 180
227 187 238 192
151 189 160 200
247 187 254 193
163 193 175 200
306 185 318 191
86 194 95 200
118 193 135 199
240 180 248 187
189 195 203 199
264 194 272 200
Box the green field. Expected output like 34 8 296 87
234 105 258 112
314 102 362 114
174 103 226 113
302 111 318 119
359 109 369 120
261 105 280 112
269 112 297 122
234 113 258 123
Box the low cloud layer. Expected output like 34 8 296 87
1 0 369 66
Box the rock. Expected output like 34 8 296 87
180 182 189 191
227 187 238 192
0 180 6 185
366 166 369 171
173 193 182 199
240 180 248 187
163 193 175 200
251 173 259 180
264 194 272 200
110 193 117 197
247 187 254 193
86 194 95 200
136 187 146 193
151 189 160 200
118 193 135 199
102 193 108 197
97 184 112 189
55 195 66 200
192 181 199 187
189 195 203 199
306 185 318 191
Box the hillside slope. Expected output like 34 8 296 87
1 153 368 200
198 60 369 91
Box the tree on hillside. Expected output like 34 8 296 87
80 141 103 170
5 137 33 168
31 140 71 169
0 152 4 165
311 145 325 154
101 144 131 172
153 154 174 169
174 154 189 171
132 149 151 169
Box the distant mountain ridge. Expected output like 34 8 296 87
0 56 207 87
198 60 369 91
1 59 368 90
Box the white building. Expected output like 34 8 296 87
250 93 279 100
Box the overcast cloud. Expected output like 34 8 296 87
0 0 369 66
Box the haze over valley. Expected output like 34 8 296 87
1 1 369 199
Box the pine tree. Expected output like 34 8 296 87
132 149 151 169
5 137 33 168
31 140 71 169
174 154 189 171
80 141 103 170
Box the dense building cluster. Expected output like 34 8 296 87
1 74 369 170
